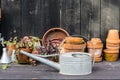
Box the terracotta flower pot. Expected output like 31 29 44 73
87 38 103 62
65 37 84 44
87 38 103 49
7 44 16 57
106 29 120 44
106 43 119 49
93 56 102 62
17 48 33 64
103 49 119 62
63 43 86 49
62 43 86 53
91 38 102 43
60 36 87 53
42 28 69 47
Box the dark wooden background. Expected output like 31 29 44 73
1 0 120 43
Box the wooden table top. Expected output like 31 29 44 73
0 60 120 79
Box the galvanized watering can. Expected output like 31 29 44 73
20 50 93 75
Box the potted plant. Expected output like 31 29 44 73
16 36 41 64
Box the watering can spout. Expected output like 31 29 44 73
20 50 60 70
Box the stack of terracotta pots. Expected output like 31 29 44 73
87 38 103 62
61 36 86 53
104 29 120 62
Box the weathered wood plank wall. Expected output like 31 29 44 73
61 0 120 43
1 0 60 39
1 0 120 43
100 0 120 42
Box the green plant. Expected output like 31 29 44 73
16 36 41 50
2 37 18 47
1 64 8 70
16 36 41 65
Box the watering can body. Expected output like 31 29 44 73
20 50 92 75
60 52 92 75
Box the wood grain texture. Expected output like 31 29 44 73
0 8 1 20
61 0 81 35
1 0 60 39
21 0 60 38
1 0 120 43
88 0 101 38
80 0 92 38
1 0 21 39
1 61 120 79
101 0 120 43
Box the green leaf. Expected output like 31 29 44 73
1 64 8 70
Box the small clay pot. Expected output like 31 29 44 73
87 38 103 49
17 48 33 64
91 38 102 43
62 43 86 50
87 41 103 49
106 29 120 44
103 49 119 62
65 37 84 44
93 56 102 62
106 43 119 49
61 42 86 53
87 38 103 60
7 44 16 57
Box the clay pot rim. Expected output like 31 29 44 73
63 48 85 53
65 36 84 44
42 27 69 47
106 43 119 46
103 49 119 53
62 43 86 49
87 41 103 48
106 39 120 44
106 47 119 50
94 57 102 62
91 38 102 43
106 45 119 49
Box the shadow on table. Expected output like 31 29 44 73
92 66 102 73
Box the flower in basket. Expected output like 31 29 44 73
16 36 41 65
